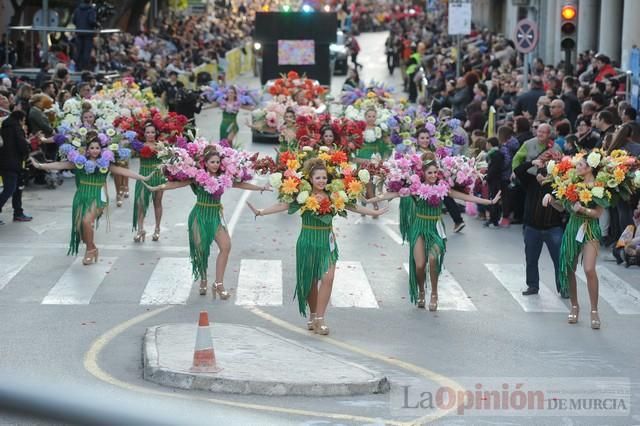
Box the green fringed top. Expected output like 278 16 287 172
294 211 339 316
407 200 447 304
399 196 416 244
558 212 602 296
188 184 224 281
220 111 239 140
355 136 391 159
69 168 109 255
132 156 166 230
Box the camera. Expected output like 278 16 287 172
95 0 116 26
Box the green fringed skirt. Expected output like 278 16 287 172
355 138 391 160
188 194 224 281
295 213 339 316
408 202 446 304
132 156 165 231
220 111 239 140
399 196 416 243
558 213 602 295
69 171 108 255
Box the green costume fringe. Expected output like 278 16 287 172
399 196 416 243
69 169 108 255
408 200 446 304
132 156 165 231
220 111 239 140
188 185 224 281
355 137 392 160
295 211 339 316
558 212 602 296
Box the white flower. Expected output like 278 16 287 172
302 146 313 152
380 122 388 132
338 190 348 201
319 146 330 152
269 173 283 188
109 143 119 151
591 186 605 198
634 170 640 187
546 160 556 176
587 152 601 168
106 128 116 137
296 191 309 204
78 127 88 136
364 128 376 143
358 169 370 184
427 116 436 124
72 139 82 147
374 127 382 138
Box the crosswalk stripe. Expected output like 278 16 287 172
484 264 567 312
332 261 379 308
403 263 477 311
235 259 282 306
140 258 194 305
0 256 33 291
576 267 640 315
42 257 116 304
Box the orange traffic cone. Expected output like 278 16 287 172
191 311 221 373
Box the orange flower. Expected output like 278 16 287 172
304 194 320 211
331 151 348 165
287 71 300 80
318 197 333 214
565 184 578 202
558 158 574 174
613 167 626 183
279 151 297 166
347 180 363 196
281 177 300 195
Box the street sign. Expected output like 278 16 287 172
448 1 471 35
514 19 538 53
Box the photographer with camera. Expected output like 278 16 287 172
72 0 97 71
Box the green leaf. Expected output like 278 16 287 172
288 203 301 215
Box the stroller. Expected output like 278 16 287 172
29 135 63 189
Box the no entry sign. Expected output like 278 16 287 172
514 19 538 53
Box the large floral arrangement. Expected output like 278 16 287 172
547 149 640 208
388 108 437 153
55 125 131 173
384 152 423 196
340 81 395 106
202 83 259 113
439 155 481 193
251 100 317 133
342 100 393 142
267 71 327 99
157 137 256 196
262 146 369 221
113 108 189 155
294 114 366 154
435 118 467 158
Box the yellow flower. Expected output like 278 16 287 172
333 196 345 211
281 177 299 195
318 152 331 162
304 195 320 212
286 159 300 170
347 180 363 196
556 185 566 199
579 189 593 204
613 167 626 183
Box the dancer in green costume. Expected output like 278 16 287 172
132 122 166 243
30 139 148 265
146 147 270 297
247 158 386 335
542 156 604 330
369 153 499 311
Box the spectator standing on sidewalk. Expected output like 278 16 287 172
0 110 32 224
72 0 97 71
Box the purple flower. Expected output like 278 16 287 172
53 134 68 145
96 157 110 169
387 117 398 129
425 122 436 135
453 134 466 146
131 139 144 152
124 131 138 141
219 139 231 148
74 155 87 167
101 150 115 163
390 133 402 146
118 148 131 160
84 160 96 173
447 118 461 129
59 143 74 156
98 133 109 146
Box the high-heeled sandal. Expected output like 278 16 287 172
123 189 129 199
590 311 601 329
151 228 160 242
417 292 426 309
133 230 146 243
429 294 438 311
307 313 317 330
83 248 99 265
199 280 207 296
116 191 124 207
213 282 230 300
314 317 329 335
568 305 579 324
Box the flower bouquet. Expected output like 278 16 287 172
55 125 131 174
439 155 481 193
201 82 259 113
267 71 327 100
384 151 423 196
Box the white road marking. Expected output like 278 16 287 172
576 266 640 315
42 257 116 304
378 223 404 245
403 263 477 311
332 261 379 308
140 258 194 305
235 259 283 306
0 256 33 291
484 264 567 312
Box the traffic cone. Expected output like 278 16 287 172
191 311 221 373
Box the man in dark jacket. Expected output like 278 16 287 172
73 0 97 71
0 110 32 224
514 156 565 297
513 76 545 118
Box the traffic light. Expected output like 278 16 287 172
560 3 577 50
